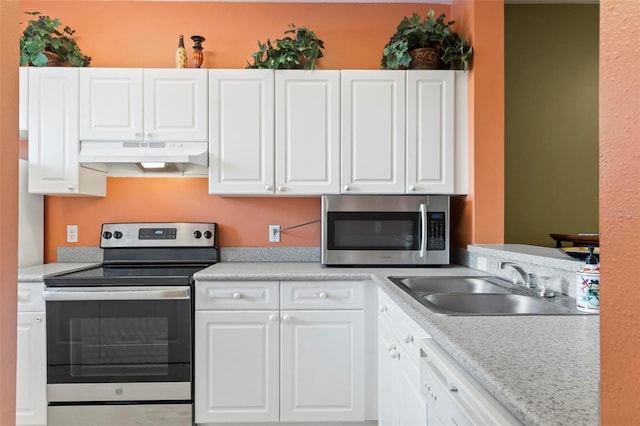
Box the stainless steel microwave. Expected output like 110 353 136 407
321 195 450 266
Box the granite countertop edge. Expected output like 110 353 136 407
18 262 100 282
195 262 599 426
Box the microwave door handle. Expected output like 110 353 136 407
420 203 427 258
43 286 191 301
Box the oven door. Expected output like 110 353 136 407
44 286 192 403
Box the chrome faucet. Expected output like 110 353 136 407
498 261 536 288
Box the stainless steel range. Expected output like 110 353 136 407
43 222 219 426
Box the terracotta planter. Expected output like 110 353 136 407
409 47 440 70
42 51 71 67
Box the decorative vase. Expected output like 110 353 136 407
409 47 440 70
191 35 205 68
176 35 187 68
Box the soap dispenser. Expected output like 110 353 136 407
576 246 599 312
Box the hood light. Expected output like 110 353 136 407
140 162 166 169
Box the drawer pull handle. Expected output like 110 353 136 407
318 291 327 299
268 314 278 322
232 292 242 299
282 314 291 322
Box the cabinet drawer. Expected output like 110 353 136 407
281 281 365 310
17 283 45 312
196 281 279 310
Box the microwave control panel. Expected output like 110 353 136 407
427 212 447 250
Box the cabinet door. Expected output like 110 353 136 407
194 310 279 423
144 69 208 142
28 68 105 196
275 70 340 195
378 314 399 426
341 70 405 194
209 69 275 195
79 68 144 141
398 347 427 426
16 312 46 426
280 310 364 422
406 71 455 194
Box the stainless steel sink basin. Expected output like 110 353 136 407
389 276 511 294
388 275 593 316
421 293 574 315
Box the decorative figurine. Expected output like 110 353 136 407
191 35 205 68
176 35 187 68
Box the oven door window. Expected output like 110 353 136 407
46 299 191 384
327 212 421 250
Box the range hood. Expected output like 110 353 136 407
78 141 208 176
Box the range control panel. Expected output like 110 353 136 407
100 222 217 248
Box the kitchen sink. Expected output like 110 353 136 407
390 276 512 294
388 276 592 316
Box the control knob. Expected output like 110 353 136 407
103 231 112 239
203 230 212 239
113 231 123 239
193 231 202 239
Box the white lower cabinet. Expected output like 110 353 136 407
378 288 429 426
195 280 366 424
195 310 280 423
16 283 47 426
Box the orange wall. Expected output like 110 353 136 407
0 1 20 424
599 0 640 422
20 1 470 262
451 0 504 246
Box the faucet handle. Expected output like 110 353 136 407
527 273 537 289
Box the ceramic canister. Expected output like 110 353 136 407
576 264 600 312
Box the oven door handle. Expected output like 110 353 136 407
420 203 427 258
43 286 191 301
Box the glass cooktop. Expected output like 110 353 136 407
44 264 212 287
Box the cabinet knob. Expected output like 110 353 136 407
403 335 414 344
146 133 155 139
134 132 143 138
232 292 242 299
34 316 42 323
409 185 416 192
268 314 278 322
390 350 400 359
318 291 327 299
67 185 75 191
386 343 396 351
282 314 291 322
265 185 273 192
277 185 285 192
379 305 388 313
343 184 351 191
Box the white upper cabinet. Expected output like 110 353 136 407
79 68 208 142
208 69 275 195
28 68 106 196
275 70 340 195
406 70 455 194
341 70 406 194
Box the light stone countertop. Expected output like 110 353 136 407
195 262 600 426
18 262 100 282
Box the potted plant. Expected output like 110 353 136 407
381 9 472 71
20 11 91 67
246 24 325 70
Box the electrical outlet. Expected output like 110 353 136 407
269 225 280 243
67 225 78 243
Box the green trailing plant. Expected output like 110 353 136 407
20 11 91 67
381 9 472 71
246 24 325 70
